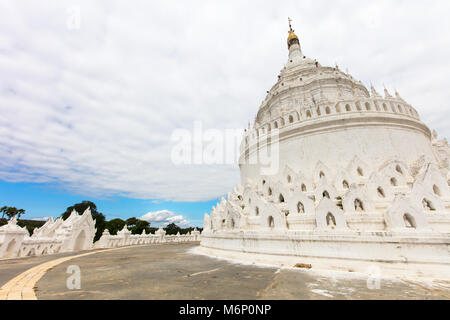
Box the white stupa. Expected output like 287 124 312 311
199 20 450 279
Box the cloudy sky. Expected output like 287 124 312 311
0 0 449 226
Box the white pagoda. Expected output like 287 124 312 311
200 20 450 279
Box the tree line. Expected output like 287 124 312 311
0 201 202 242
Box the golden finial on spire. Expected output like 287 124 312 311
287 17 299 48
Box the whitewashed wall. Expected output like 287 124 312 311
0 208 201 260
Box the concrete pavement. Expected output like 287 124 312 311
1 243 449 300
33 243 450 300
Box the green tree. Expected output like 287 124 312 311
125 217 139 227
125 217 151 235
61 201 106 242
134 220 150 235
0 206 25 219
164 223 182 235
105 218 126 235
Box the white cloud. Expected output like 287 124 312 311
140 210 191 227
0 1 449 202
32 217 51 222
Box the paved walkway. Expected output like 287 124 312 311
0 251 80 287
0 247 132 300
1 243 449 300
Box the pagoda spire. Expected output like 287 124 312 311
286 18 303 63
287 17 300 49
